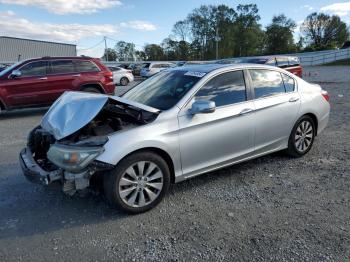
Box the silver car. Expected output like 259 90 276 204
20 64 330 213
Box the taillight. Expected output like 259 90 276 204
127 70 133 74
103 71 113 82
321 90 330 102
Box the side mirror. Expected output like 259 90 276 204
190 100 216 115
10 70 22 79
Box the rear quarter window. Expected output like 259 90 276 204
282 73 296 92
75 60 99 72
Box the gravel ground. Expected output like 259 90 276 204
0 67 349 261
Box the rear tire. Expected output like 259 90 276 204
120 77 129 86
104 151 170 214
82 86 101 93
286 115 316 157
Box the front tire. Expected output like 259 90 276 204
286 115 316 157
104 151 170 214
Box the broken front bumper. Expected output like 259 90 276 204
19 147 62 185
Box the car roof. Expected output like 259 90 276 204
21 56 97 63
170 63 278 74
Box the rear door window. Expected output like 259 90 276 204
75 60 99 72
20 61 47 77
50 60 74 74
249 69 286 99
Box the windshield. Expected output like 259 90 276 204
123 70 202 110
0 62 21 77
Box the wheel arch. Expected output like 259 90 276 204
118 147 176 184
79 83 105 94
303 113 318 136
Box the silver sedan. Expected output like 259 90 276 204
20 64 330 213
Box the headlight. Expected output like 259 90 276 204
47 144 104 172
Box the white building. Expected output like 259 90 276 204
0 36 77 63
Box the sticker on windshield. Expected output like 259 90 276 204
184 71 206 78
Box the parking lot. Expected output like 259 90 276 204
0 66 349 261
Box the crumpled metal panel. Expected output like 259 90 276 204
41 92 109 140
41 91 159 140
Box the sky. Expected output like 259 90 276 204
0 0 350 57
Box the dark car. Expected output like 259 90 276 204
128 63 147 76
0 56 115 113
0 64 10 72
219 56 303 78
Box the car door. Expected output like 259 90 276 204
248 69 301 154
178 70 256 177
4 60 50 107
45 60 76 103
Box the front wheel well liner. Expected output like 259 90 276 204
116 148 176 184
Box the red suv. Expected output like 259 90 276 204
0 57 114 112
219 55 303 78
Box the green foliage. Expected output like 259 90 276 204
265 14 296 54
102 48 117 61
144 44 165 60
302 12 349 50
114 41 136 61
103 4 350 61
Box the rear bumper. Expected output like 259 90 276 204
104 82 116 95
19 147 62 185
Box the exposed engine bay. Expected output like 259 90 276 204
23 92 159 195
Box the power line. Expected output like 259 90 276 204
105 36 145 48
77 39 105 51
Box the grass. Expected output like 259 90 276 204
323 58 350 66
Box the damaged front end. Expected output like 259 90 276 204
19 91 159 195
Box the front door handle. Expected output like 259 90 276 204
239 108 254 115
72 74 81 77
38 77 47 80
289 97 299 102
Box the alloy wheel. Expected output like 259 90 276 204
118 161 164 208
294 120 314 152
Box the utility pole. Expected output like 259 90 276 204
104 36 108 62
215 26 221 60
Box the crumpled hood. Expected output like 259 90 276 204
41 91 159 140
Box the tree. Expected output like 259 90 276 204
115 41 136 61
233 4 264 57
144 44 164 60
302 12 349 50
187 5 212 60
102 48 117 61
265 14 296 54
172 20 191 42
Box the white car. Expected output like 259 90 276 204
140 62 176 77
108 66 134 86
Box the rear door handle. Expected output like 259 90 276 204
38 77 47 80
72 74 81 77
289 97 299 102
239 108 254 115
